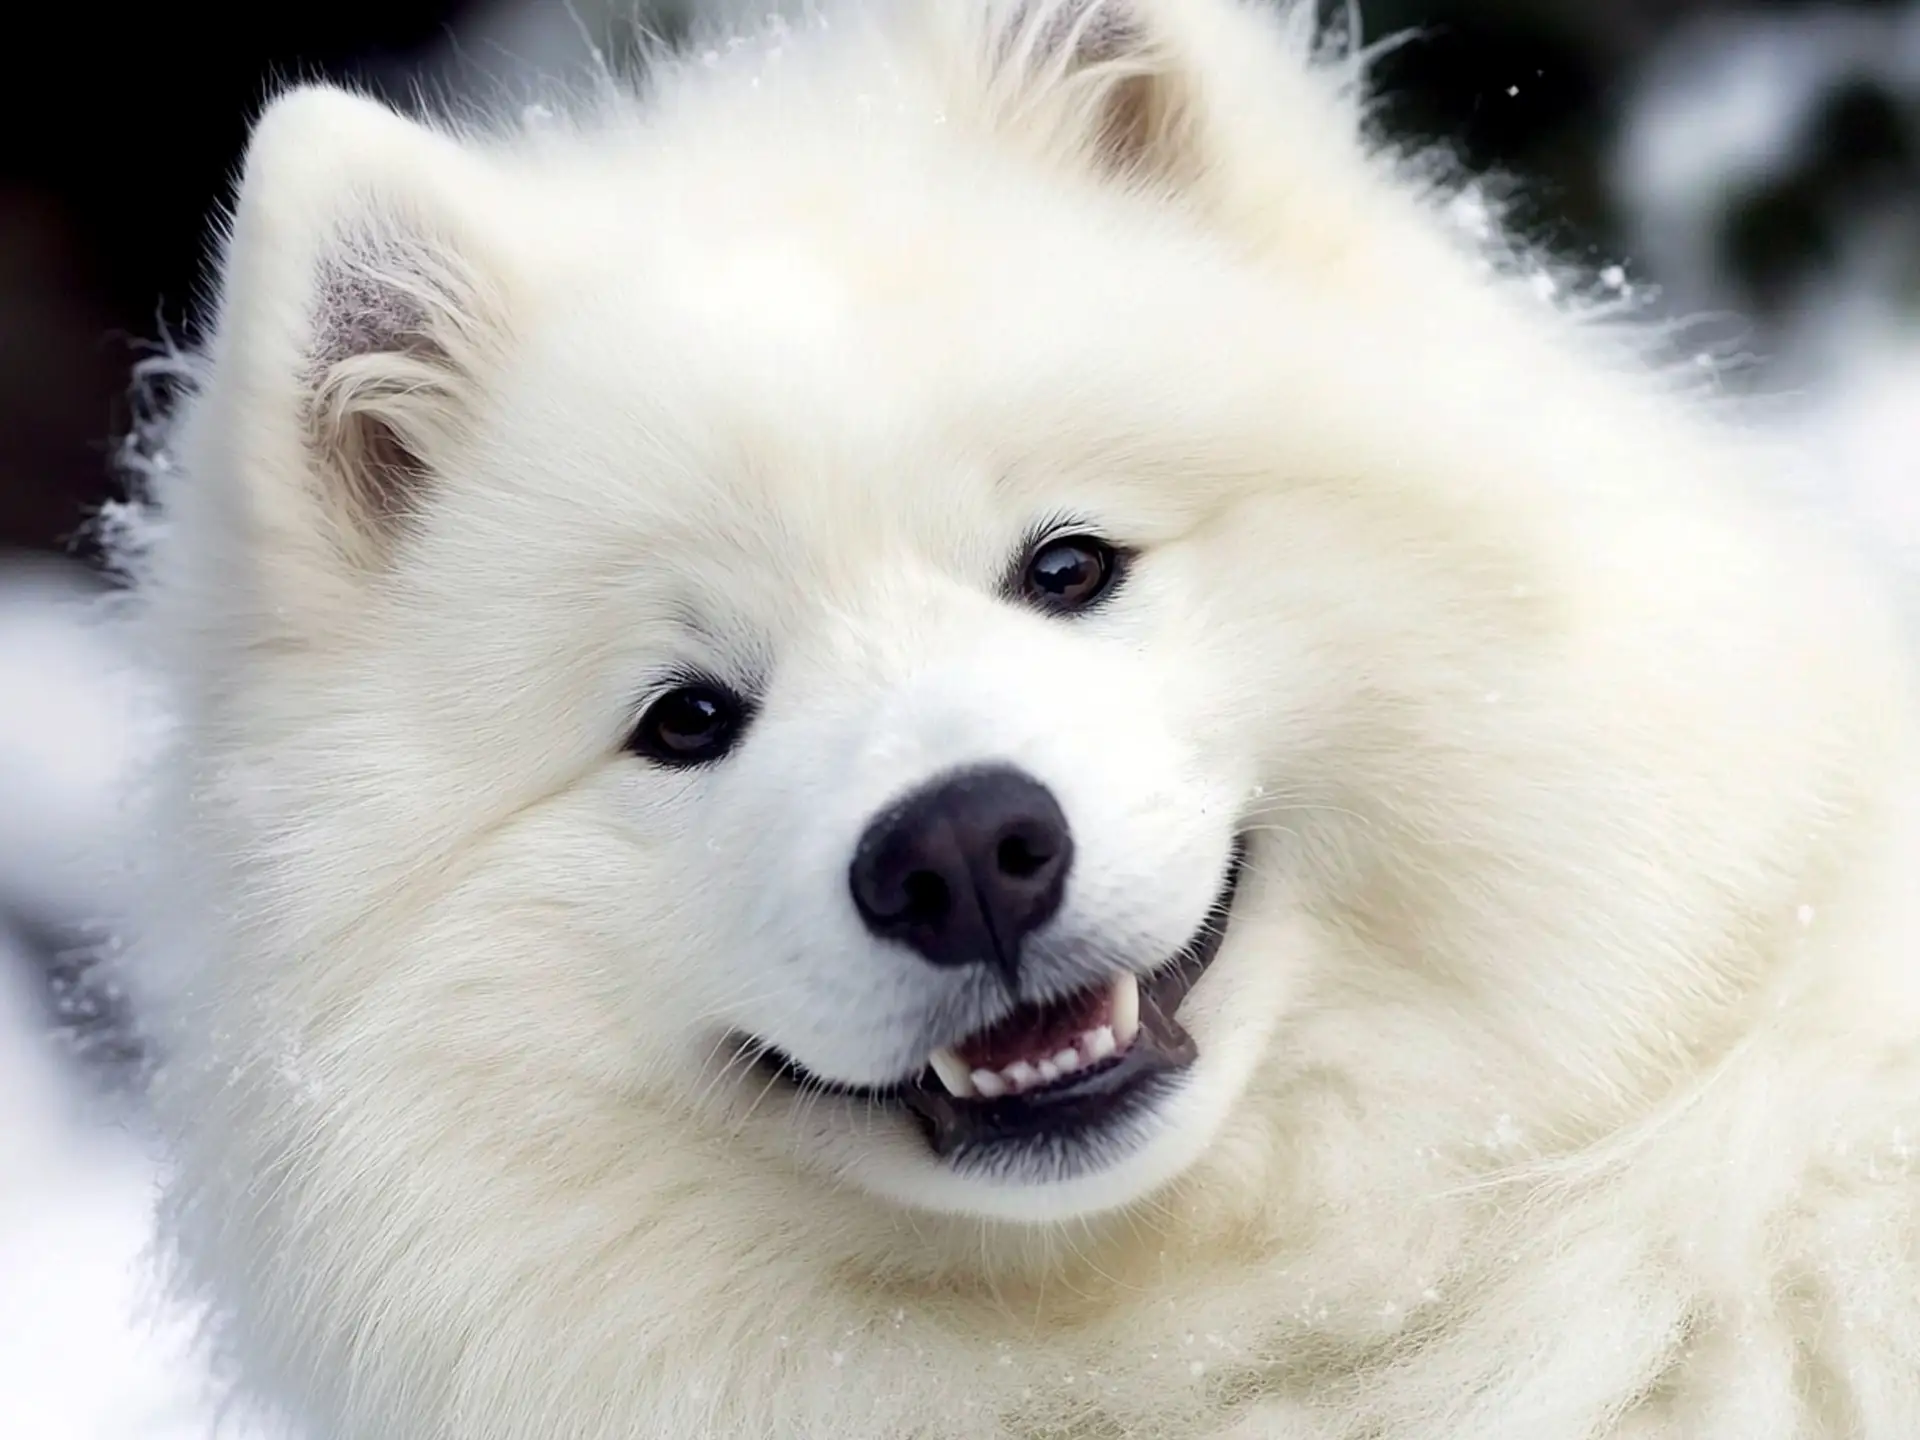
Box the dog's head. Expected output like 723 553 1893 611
145 0 1879 1241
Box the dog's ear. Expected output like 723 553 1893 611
985 0 1202 184
204 86 512 576
979 0 1382 268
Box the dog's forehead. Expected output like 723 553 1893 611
495 205 1173 476
445 140 1305 652
633 164 975 343
531 125 1242 401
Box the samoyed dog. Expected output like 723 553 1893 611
119 0 1920 1436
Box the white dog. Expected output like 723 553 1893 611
118 1 1920 1436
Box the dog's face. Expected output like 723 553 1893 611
170 1 1769 1236
343 141 1330 1223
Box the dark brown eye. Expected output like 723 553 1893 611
1020 534 1123 613
626 683 748 766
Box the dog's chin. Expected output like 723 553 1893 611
748 842 1247 1220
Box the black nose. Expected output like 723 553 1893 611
849 765 1073 986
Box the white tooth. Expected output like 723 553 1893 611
1111 973 1141 1049
1085 1026 1117 1061
929 1047 977 1099
1005 1060 1039 1092
1051 1048 1080 1073
1037 1060 1061 1084
972 1069 1008 1099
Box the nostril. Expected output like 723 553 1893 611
902 870 951 922
996 830 1051 880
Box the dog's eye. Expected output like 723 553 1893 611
627 683 748 766
1020 534 1123 613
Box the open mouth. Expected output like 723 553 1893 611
763 840 1246 1165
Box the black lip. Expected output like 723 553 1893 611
758 838 1247 1165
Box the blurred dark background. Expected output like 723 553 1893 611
0 0 481 564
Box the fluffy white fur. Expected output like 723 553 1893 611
120 1 1920 1436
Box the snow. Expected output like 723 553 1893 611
0 564 259 1438
1612 1 1920 561
0 936 252 1440
0 561 141 921
1612 1 1920 379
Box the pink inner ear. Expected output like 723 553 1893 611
1053 1 1145 67
297 238 474 552
1006 0 1146 72
309 254 440 375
